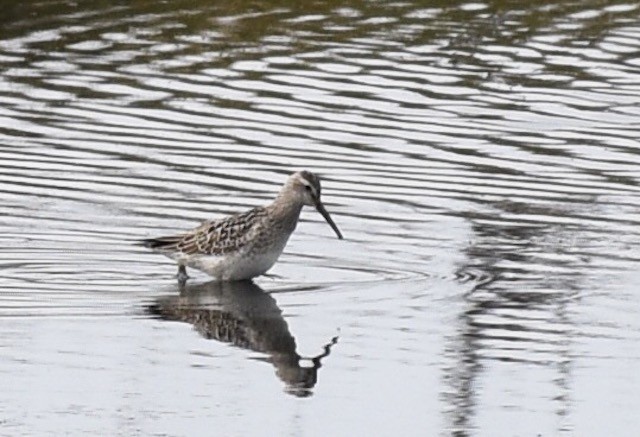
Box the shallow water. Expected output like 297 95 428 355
1 0 640 435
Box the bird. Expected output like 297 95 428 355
141 170 343 282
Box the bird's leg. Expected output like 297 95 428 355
177 264 189 284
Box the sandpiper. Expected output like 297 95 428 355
141 170 343 281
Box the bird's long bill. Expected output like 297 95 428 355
314 199 343 239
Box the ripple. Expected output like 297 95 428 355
1 2 640 433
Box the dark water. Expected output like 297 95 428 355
1 1 640 435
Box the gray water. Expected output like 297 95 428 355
1 1 640 435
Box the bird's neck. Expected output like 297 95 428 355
268 195 304 233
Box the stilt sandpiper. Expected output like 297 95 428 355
141 170 343 281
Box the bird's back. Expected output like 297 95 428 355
141 206 269 257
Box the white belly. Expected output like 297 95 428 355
178 249 283 281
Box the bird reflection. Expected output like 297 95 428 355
146 280 337 397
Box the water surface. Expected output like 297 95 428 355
1 1 640 436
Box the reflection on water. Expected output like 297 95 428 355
447 199 581 435
147 280 337 397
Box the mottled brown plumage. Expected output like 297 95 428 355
141 171 343 281
143 207 269 255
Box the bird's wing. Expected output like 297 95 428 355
142 207 267 256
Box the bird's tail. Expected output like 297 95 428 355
139 236 182 251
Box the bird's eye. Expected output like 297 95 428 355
305 185 312 191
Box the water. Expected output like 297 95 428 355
1 0 640 435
